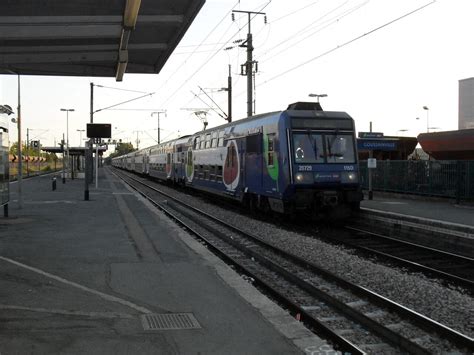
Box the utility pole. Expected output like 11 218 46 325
85 82 94 201
232 10 266 118
133 131 141 149
151 111 166 144
90 83 94 124
26 128 29 176
17 74 23 209
227 64 232 122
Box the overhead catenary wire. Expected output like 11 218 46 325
94 85 148 94
258 0 437 88
259 0 370 63
191 90 225 119
160 21 237 107
160 1 273 108
259 0 353 60
94 92 155 114
156 0 241 95
198 86 228 119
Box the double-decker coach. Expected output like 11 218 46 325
113 102 363 218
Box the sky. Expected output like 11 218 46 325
1 0 473 153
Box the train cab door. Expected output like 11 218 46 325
244 133 263 192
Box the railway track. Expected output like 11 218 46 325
331 226 474 293
112 168 474 354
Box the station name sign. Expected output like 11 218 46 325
358 132 384 138
357 140 397 151
87 123 111 138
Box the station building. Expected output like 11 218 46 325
459 77 474 129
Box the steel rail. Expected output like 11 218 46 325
342 225 474 291
110 168 365 355
112 168 474 353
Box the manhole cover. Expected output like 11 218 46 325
140 313 201 330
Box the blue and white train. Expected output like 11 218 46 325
112 102 363 218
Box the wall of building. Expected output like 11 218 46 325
459 77 474 129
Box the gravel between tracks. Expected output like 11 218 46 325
139 177 474 338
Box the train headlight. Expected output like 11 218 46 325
341 171 358 184
294 172 313 184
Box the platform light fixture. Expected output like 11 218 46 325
417 106 430 133
423 106 429 133
0 104 14 115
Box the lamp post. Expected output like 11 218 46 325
60 108 74 177
77 129 85 147
423 106 429 133
151 111 166 144
308 93 328 103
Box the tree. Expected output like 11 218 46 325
105 142 136 165
108 142 136 158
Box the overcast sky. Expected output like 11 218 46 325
1 0 473 151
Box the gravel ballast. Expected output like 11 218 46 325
133 174 474 338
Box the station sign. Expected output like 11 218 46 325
31 140 39 148
358 132 384 138
357 139 397 151
367 158 377 169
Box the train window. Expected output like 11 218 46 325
325 134 356 163
268 136 274 152
267 134 275 166
211 137 217 148
194 137 200 150
209 165 215 181
268 153 274 166
293 133 324 163
246 134 261 154
205 134 211 149
218 131 225 147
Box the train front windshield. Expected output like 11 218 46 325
293 133 356 164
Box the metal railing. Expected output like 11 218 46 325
9 161 63 180
360 160 474 201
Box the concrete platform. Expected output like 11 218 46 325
360 192 474 257
1 168 328 354
361 192 474 228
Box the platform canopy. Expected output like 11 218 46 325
0 0 205 81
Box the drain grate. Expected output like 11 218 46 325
140 313 201 330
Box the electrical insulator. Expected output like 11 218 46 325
264 16 267 24
231 13 235 21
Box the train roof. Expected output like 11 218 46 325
192 103 353 135
112 103 354 158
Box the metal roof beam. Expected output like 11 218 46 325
0 25 121 40
0 52 117 64
0 43 168 54
116 0 142 81
0 15 183 25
